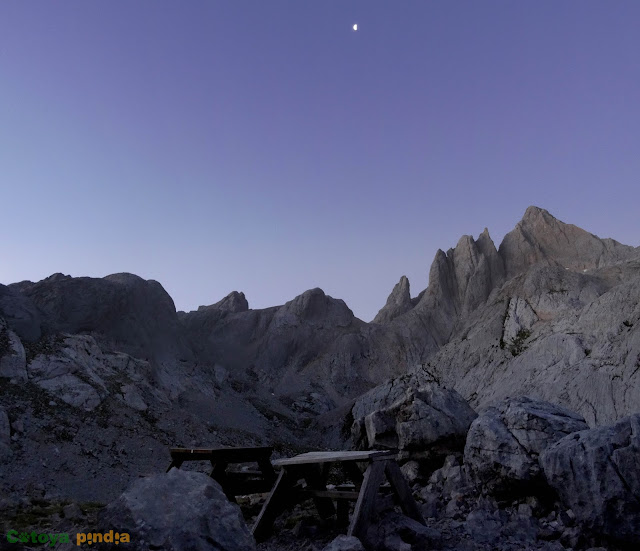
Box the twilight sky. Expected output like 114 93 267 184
1 1 639 322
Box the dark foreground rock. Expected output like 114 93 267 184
541 413 640 546
464 397 588 497
322 535 365 551
97 469 256 551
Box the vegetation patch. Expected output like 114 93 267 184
0 325 11 357
509 329 531 357
23 333 66 364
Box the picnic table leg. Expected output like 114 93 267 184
384 461 425 525
166 459 183 473
342 461 364 489
348 460 386 541
252 469 293 542
302 464 336 520
337 500 350 529
209 461 237 503
257 457 277 484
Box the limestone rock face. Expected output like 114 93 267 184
11 272 193 367
0 284 42 341
26 334 157 412
499 206 634 278
541 414 640 546
352 377 477 469
373 276 413 324
0 318 27 381
97 469 255 551
463 397 588 497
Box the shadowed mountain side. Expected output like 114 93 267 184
180 287 429 406
9 272 194 368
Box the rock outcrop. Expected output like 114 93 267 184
0 284 42 341
541 413 640 546
0 318 27 381
463 397 589 497
97 469 256 551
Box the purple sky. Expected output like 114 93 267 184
1 1 639 321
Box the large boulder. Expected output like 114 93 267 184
322 535 365 551
540 413 640 545
352 376 477 469
463 397 588 497
97 469 255 551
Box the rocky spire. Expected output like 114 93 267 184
373 275 413 324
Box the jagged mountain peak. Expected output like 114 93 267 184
373 275 412 324
499 206 634 277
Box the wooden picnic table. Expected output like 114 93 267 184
166 446 277 501
252 450 425 543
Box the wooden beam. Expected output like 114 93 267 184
252 470 292 542
302 464 336 519
384 461 425 526
348 460 387 540
303 489 360 500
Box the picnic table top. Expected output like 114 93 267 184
169 446 273 461
273 450 396 467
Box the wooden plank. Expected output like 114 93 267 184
384 461 425 525
252 470 292 542
348 460 387 540
257 457 277 483
170 446 273 463
165 459 183 473
273 450 395 466
303 489 360 500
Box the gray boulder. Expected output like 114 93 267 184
540 413 640 545
97 469 255 551
464 397 588 496
352 377 477 468
322 535 365 551
0 318 27 381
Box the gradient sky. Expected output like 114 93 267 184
1 1 639 321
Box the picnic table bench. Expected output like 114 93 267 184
252 450 425 542
166 446 277 501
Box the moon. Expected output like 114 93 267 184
352 24 358 31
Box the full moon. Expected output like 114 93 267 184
353 24 358 31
